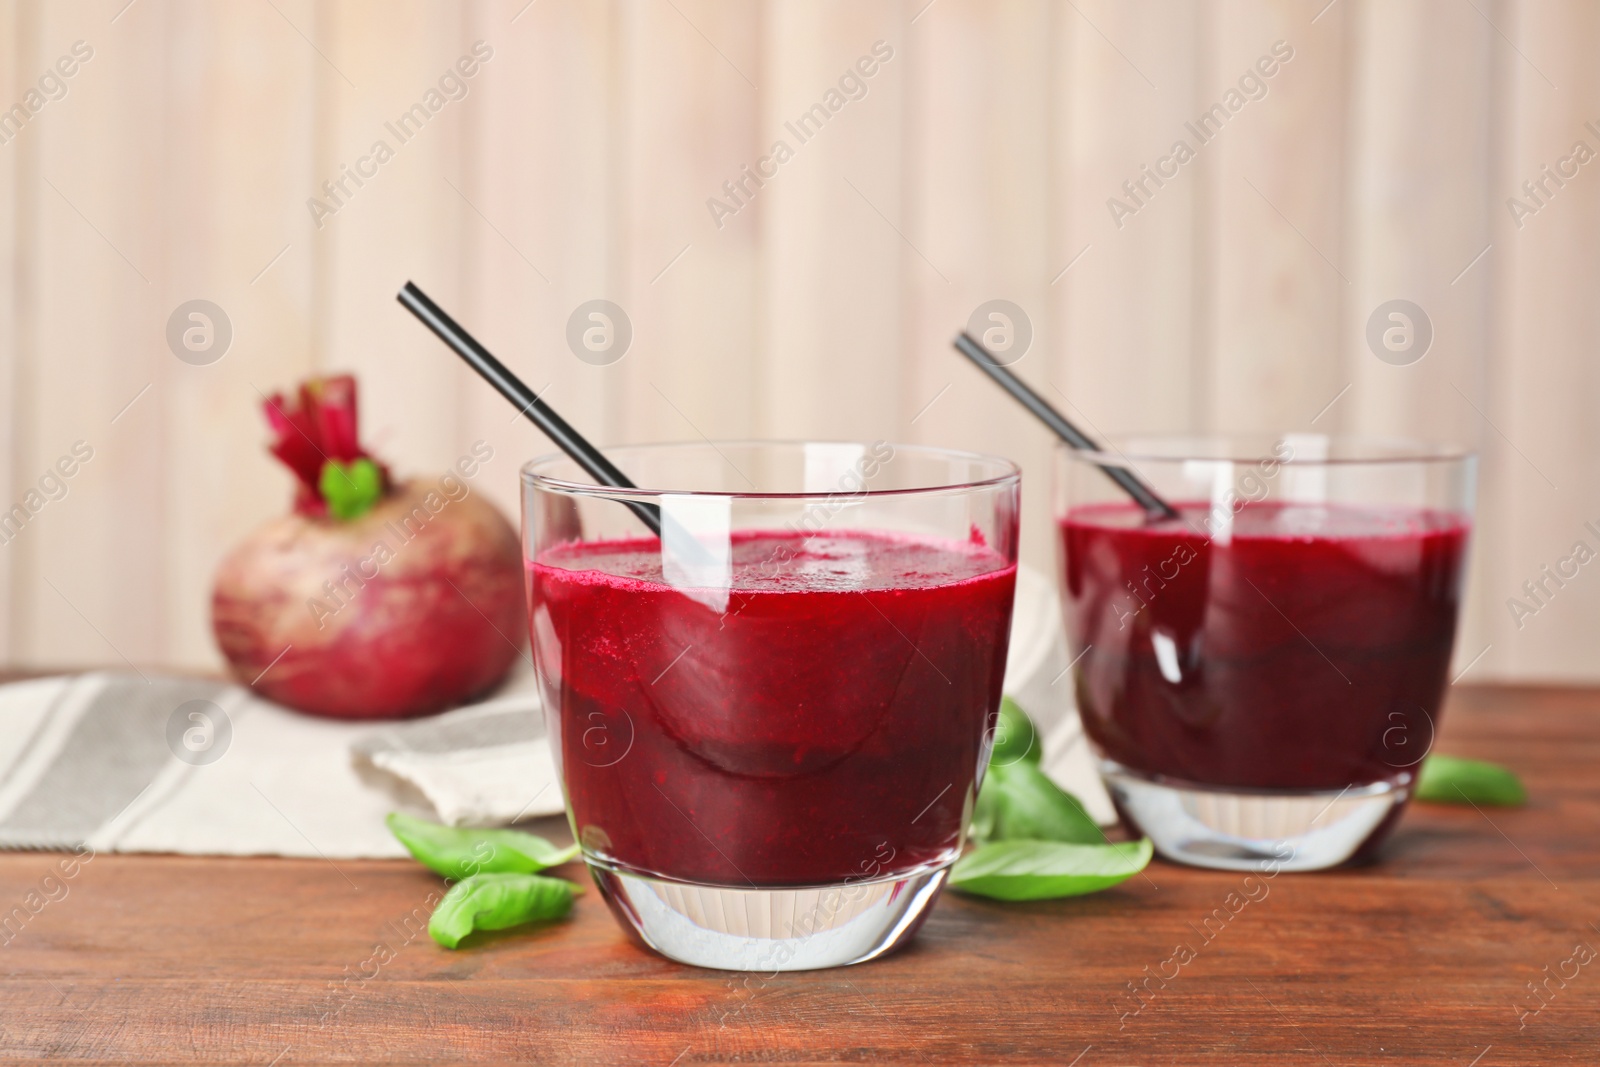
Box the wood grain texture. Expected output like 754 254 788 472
0 682 1596 1064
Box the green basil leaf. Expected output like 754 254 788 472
989 696 1041 767
949 839 1153 901
1415 754 1526 807
973 762 1103 846
429 872 579 948
386 812 580 880
320 457 382 520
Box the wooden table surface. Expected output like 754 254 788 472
1 682 1597 1065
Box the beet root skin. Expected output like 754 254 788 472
212 479 524 719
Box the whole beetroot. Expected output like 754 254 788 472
211 376 523 719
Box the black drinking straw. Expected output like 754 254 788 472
397 282 662 535
952 332 1179 521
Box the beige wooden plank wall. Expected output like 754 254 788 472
0 0 1596 680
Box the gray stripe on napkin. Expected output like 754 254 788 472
0 676 225 849
351 704 544 760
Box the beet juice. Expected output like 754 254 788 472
530 530 1016 888
1061 501 1470 792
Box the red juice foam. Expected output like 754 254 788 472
530 529 1017 888
1061 501 1470 791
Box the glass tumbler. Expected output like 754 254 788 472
523 441 1019 969
1056 435 1475 871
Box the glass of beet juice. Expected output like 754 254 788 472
1057 436 1475 871
523 442 1019 970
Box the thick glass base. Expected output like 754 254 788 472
1099 759 1412 872
586 857 949 971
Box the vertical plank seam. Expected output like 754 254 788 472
1333 0 1361 439
1189 3 1216 434
6 1 45 662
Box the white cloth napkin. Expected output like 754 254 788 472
0 565 1110 858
